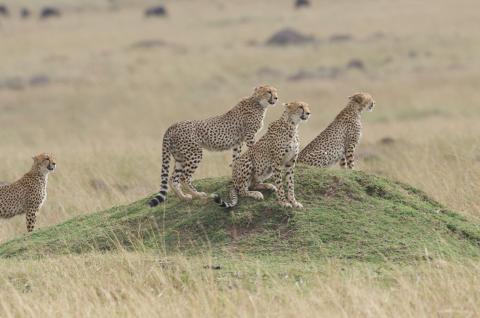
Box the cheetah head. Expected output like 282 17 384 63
349 92 375 112
32 153 56 173
252 85 278 108
284 101 311 123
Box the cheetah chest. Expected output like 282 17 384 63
31 182 48 210
256 166 273 182
281 139 299 165
39 191 47 209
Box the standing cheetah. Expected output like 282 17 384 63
149 85 278 207
0 153 56 232
298 92 375 169
213 101 311 209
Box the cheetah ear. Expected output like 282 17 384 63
349 93 364 104
282 102 289 107
254 85 267 92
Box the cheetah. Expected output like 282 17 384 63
149 85 279 207
213 101 311 209
0 153 56 232
298 92 375 169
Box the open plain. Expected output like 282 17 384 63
1 0 480 316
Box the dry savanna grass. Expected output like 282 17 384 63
1 0 480 316
1 252 480 317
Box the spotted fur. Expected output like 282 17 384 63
298 92 375 169
149 85 278 207
213 101 311 209
0 153 56 232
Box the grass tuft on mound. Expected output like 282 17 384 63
1 165 479 262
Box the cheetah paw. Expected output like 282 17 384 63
181 194 193 201
279 201 293 208
249 191 264 200
266 184 277 192
291 201 304 209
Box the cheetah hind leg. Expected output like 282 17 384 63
170 160 192 201
180 155 208 198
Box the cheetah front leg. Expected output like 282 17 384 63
285 159 303 209
231 142 243 164
272 165 291 208
339 156 347 169
244 129 258 149
25 206 37 232
345 143 357 169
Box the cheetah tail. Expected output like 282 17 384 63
149 133 172 207
212 188 238 209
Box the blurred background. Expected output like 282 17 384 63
0 0 479 241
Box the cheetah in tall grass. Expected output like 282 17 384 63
0 153 56 232
213 101 311 209
149 85 278 206
298 92 375 169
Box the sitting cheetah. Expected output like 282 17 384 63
0 153 56 232
298 92 375 169
213 101 311 209
149 85 278 207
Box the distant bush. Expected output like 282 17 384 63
144 6 167 18
295 0 311 9
40 7 61 20
0 4 9 17
266 28 315 46
20 8 30 19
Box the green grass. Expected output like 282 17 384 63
1 165 480 263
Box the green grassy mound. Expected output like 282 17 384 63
1 165 479 262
